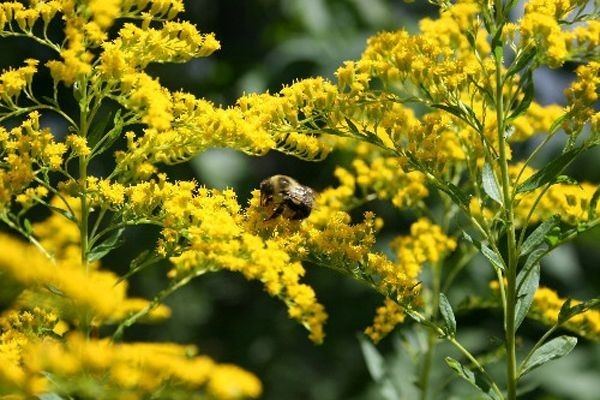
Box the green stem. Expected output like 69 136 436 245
79 127 89 270
419 263 442 400
408 309 503 400
448 337 505 399
112 270 206 341
1 214 55 262
493 24 519 400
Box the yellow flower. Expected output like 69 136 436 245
66 134 91 156
0 112 66 210
392 218 457 280
16 333 262 399
532 287 600 341
513 164 600 225
364 298 406 343
563 61 599 135
0 59 38 99
511 102 564 141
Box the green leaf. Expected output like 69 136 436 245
404 309 439 331
558 297 600 325
38 393 66 400
516 147 583 193
358 335 401 400
445 357 502 400
506 47 537 79
463 232 505 271
88 109 115 147
87 228 125 262
465 30 477 49
520 336 577 377
520 216 559 257
345 117 361 137
439 293 456 336
23 218 33 235
515 257 540 329
93 110 124 156
588 185 600 220
359 335 385 379
45 284 65 297
490 23 505 50
482 163 503 205
443 182 470 207
116 250 161 284
508 70 534 120
555 175 578 185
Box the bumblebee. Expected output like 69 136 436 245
259 175 315 221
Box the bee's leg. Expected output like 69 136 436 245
265 204 285 221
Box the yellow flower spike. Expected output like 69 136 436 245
0 59 38 99
66 134 91 156
491 282 600 341
391 218 457 280
0 113 67 210
512 163 600 226
563 62 599 135
8 332 262 399
88 0 121 30
364 298 406 343
207 364 262 400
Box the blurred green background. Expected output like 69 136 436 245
1 0 599 399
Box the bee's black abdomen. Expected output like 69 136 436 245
285 198 312 220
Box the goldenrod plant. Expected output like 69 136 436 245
0 0 598 399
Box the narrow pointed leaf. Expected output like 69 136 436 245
588 185 600 220
558 297 600 324
516 147 583 193
463 232 505 271
358 334 385 379
520 335 577 377
87 228 125 262
508 70 534 120
439 293 456 336
357 335 402 400
482 163 503 205
445 357 502 400
520 216 558 257
515 251 541 329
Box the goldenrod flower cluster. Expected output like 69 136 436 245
392 218 457 280
514 165 600 225
563 62 599 135
0 59 37 101
511 103 565 141
490 282 600 341
364 298 406 343
0 207 261 399
0 0 598 397
363 219 455 342
1 329 261 400
521 0 598 67
0 112 66 210
530 287 600 341
352 155 429 209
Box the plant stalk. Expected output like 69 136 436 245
420 263 442 400
493 26 519 400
